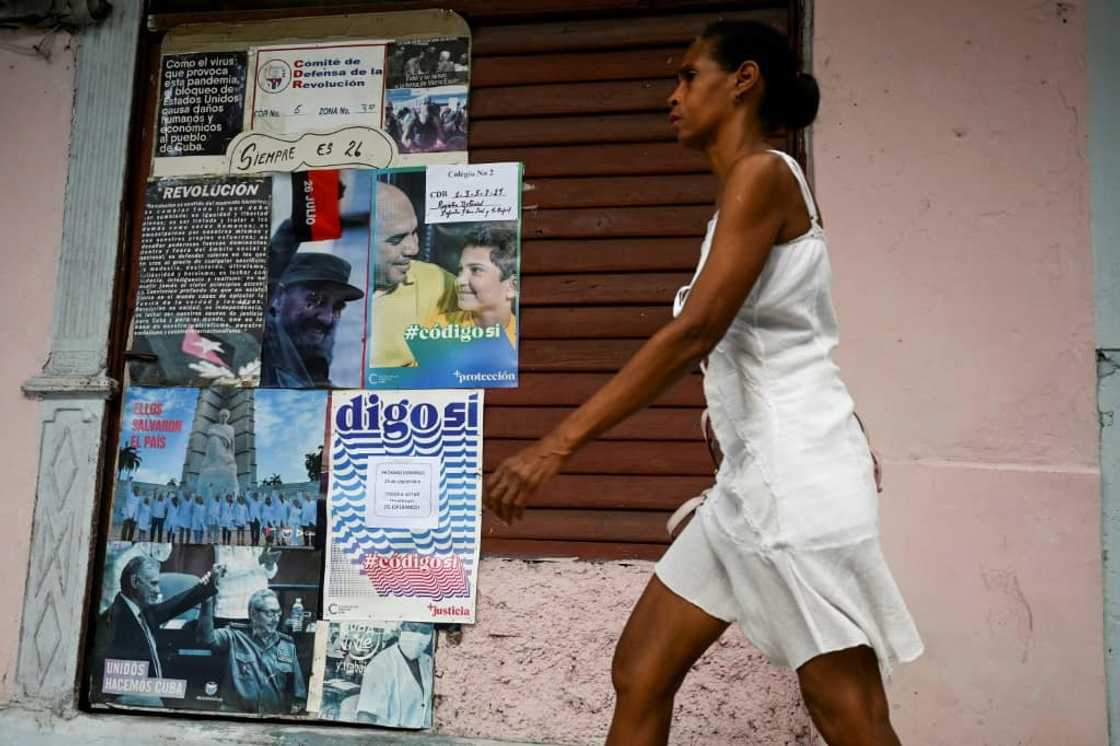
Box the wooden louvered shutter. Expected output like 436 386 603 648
470 3 802 560
144 1 803 560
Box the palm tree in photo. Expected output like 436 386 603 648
305 445 323 482
118 443 142 476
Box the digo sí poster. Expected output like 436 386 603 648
323 389 482 623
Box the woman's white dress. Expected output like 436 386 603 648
654 150 924 675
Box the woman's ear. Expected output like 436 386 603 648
734 60 761 101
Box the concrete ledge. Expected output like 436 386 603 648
0 702 550 746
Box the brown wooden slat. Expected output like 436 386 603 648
651 0 785 7
486 406 704 440
520 273 690 305
488 372 705 406
471 115 790 149
524 175 716 209
149 0 650 31
520 339 641 371
483 508 672 543
520 306 669 338
473 46 685 87
504 474 711 510
150 0 776 31
521 238 700 273
472 8 787 55
482 538 666 561
473 142 708 177
470 113 675 147
523 205 710 239
473 78 671 119
486 439 713 475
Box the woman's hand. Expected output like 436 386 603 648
484 433 573 524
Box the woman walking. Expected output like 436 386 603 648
486 20 923 746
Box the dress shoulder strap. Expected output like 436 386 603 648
766 149 819 224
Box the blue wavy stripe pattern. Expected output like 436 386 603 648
329 394 481 584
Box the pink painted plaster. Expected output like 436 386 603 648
433 558 814 744
0 32 74 701
815 0 1094 467
879 462 1105 744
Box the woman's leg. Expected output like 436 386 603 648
607 575 729 746
797 645 900 746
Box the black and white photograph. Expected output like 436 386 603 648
385 37 469 89
312 621 435 729
90 542 320 717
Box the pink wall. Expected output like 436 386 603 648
0 33 74 699
0 0 1104 742
813 0 1102 741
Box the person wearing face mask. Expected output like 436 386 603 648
424 225 518 348
93 555 223 705
197 587 307 715
370 182 457 367
354 621 433 727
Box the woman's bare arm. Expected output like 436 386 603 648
485 152 794 522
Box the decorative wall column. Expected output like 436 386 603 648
1092 0 1120 743
15 0 142 710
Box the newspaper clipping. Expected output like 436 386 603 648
386 37 468 89
323 389 482 623
383 37 469 157
310 621 435 728
129 176 271 387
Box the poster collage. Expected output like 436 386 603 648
93 19 513 730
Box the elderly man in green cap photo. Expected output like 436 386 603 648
261 252 365 387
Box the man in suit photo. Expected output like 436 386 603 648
92 554 223 707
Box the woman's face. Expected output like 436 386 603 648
667 39 739 149
456 245 515 316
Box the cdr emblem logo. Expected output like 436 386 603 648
258 59 291 92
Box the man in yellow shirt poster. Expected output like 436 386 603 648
366 164 521 389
